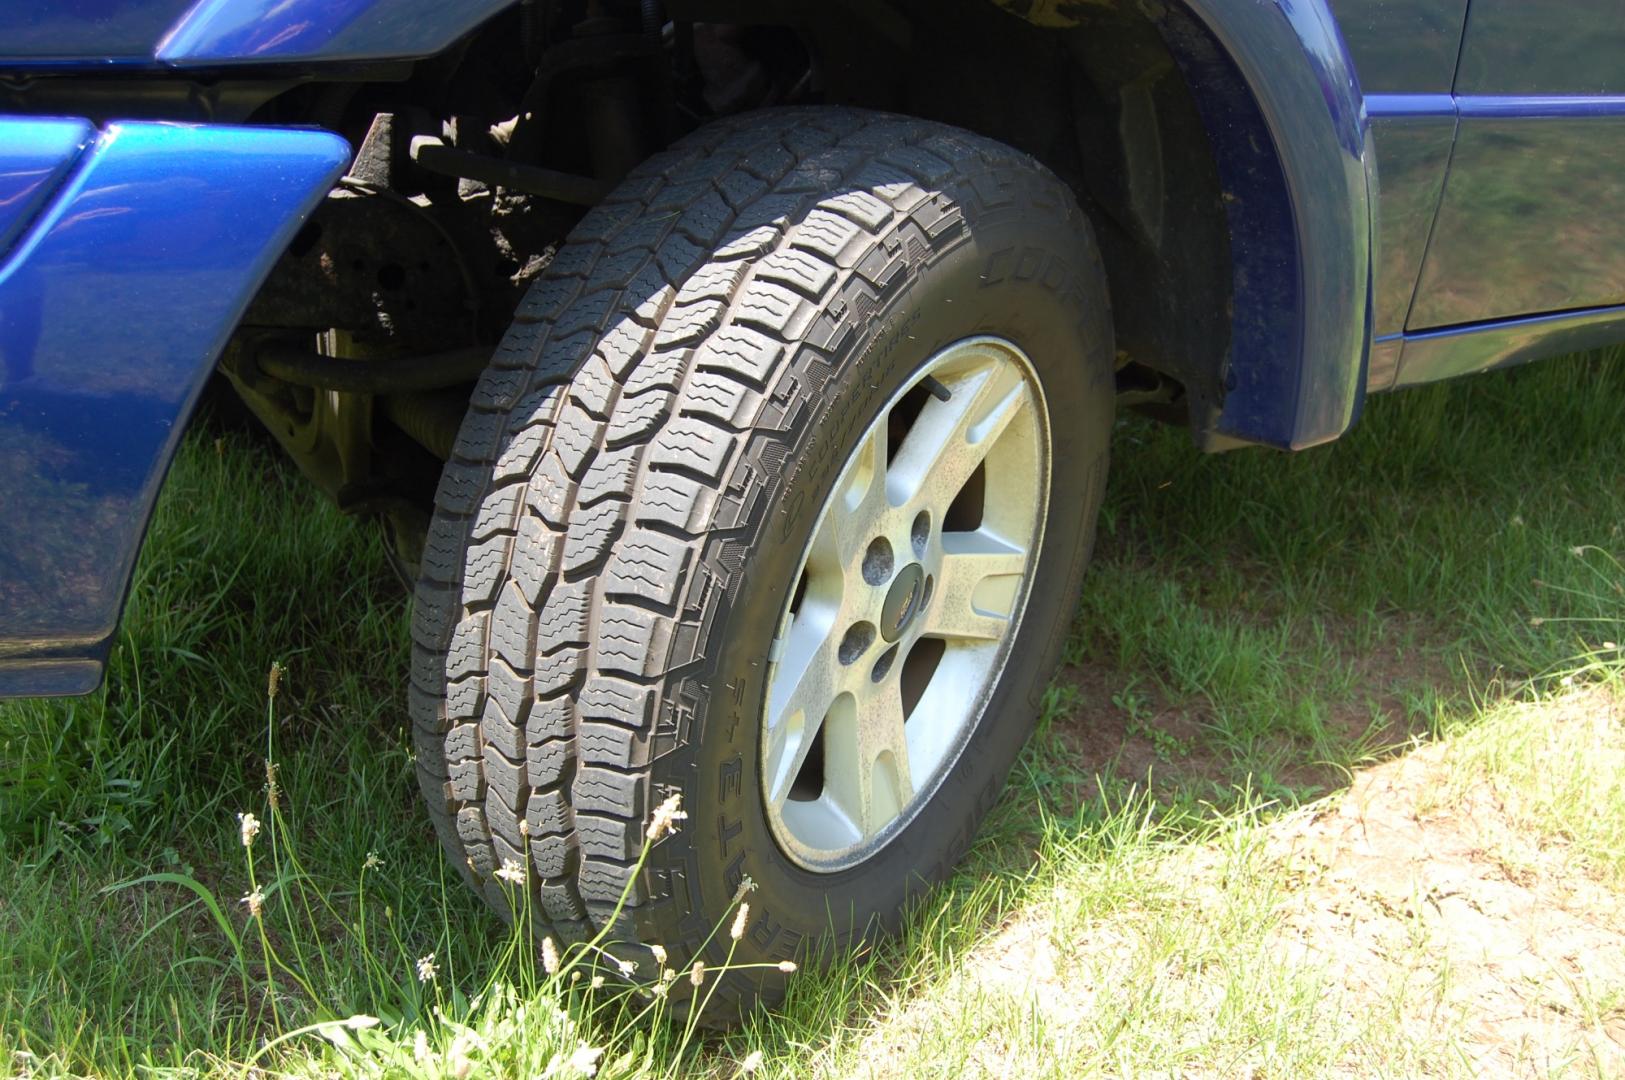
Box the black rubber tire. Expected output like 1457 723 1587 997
410 106 1114 1018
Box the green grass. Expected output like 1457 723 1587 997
2 349 1623 1077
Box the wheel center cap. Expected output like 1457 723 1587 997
881 562 926 642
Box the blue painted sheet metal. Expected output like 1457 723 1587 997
1162 0 1375 451
1365 335 1405 392
1411 103 1625 328
1328 0 1469 94
0 119 94 259
157 0 514 65
0 0 196 64
1457 1 1625 96
1393 304 1625 388
0 120 351 695
1363 106 1457 337
0 0 517 68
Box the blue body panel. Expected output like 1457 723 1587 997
158 0 512 66
1398 0 1625 332
1338 0 1625 389
0 0 511 68
1364 106 1455 339
1412 103 1625 328
1157 0 1375 451
0 120 351 694
1327 0 1469 343
0 120 95 257
1328 0 1469 93
1457 1 1625 95
1395 305 1625 388
0 0 195 64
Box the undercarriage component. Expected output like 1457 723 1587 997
219 333 447 579
409 136 611 206
244 188 476 350
219 334 376 503
255 342 493 394
381 390 468 462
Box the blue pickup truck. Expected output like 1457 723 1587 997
1 0 1620 1014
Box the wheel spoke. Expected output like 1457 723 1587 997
764 608 844 807
812 422 889 569
824 685 914 839
887 357 1030 512
924 530 1029 641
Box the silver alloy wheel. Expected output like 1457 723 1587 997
761 336 1051 872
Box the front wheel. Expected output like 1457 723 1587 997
411 107 1113 1019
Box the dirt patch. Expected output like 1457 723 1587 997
1047 658 1217 788
1269 717 1625 1076
1047 617 1459 806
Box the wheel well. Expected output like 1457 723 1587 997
662 0 1246 435
239 0 1250 421
905 0 1242 435
213 0 1276 563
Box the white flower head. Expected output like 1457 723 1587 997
241 889 264 918
689 960 706 986
731 902 750 942
646 791 688 841
416 953 438 984
741 1049 765 1074
449 1031 474 1080
777 960 797 973
568 1044 604 1077
649 943 667 966
363 851 383 871
238 812 261 848
542 936 560 975
494 859 526 885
